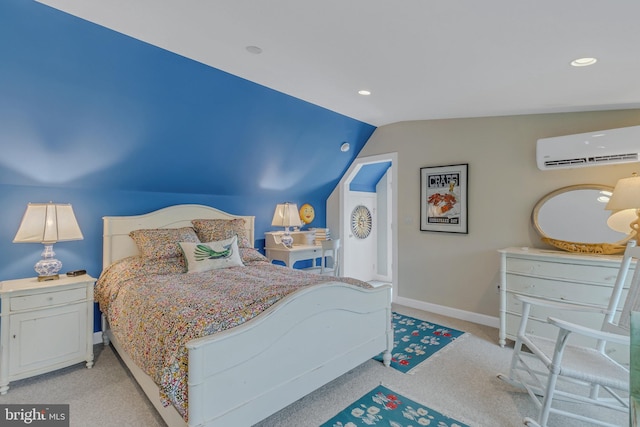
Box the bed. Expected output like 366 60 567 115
97 204 393 427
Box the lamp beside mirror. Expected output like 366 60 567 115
606 173 640 244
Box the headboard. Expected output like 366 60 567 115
102 204 255 269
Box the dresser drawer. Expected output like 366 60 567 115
504 311 603 341
10 287 86 312
506 258 621 285
505 273 627 306
504 291 623 328
504 311 628 363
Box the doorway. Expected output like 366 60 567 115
326 153 397 299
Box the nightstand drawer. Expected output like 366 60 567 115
10 287 86 312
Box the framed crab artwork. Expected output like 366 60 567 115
420 163 468 234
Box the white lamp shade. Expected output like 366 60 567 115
605 174 640 211
271 203 302 228
607 209 639 233
13 203 84 244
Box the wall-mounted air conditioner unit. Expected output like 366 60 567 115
536 125 640 170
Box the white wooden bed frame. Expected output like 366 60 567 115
101 204 393 427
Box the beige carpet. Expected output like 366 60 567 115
0 304 628 426
0 343 165 427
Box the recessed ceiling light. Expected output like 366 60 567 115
358 90 371 96
246 45 263 54
570 57 597 67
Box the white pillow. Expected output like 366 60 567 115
179 236 244 272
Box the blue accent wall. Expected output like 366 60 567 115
0 0 375 331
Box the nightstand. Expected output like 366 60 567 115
0 274 95 394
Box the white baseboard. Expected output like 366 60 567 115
393 296 499 329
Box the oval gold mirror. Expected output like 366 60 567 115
532 184 630 254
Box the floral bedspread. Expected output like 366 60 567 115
95 255 370 421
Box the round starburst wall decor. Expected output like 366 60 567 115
350 205 372 239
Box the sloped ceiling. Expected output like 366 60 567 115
350 162 392 193
35 0 640 126
0 1 374 199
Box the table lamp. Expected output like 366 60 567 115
605 173 640 243
13 202 84 281
271 202 302 248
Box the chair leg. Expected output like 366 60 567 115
505 302 532 381
537 328 571 427
537 370 559 427
508 337 524 378
523 417 541 426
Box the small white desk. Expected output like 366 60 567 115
265 244 322 268
265 231 321 268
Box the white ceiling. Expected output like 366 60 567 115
36 0 640 126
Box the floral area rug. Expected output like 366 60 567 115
320 384 470 427
374 312 466 373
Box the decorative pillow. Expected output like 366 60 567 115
129 227 200 260
179 236 244 272
191 218 251 248
240 247 270 264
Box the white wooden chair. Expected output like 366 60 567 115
320 239 340 276
498 240 639 427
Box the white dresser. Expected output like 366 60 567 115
498 247 632 364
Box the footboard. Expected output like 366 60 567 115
186 282 393 427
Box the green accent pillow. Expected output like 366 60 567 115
179 236 244 272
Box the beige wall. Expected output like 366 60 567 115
358 109 640 319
